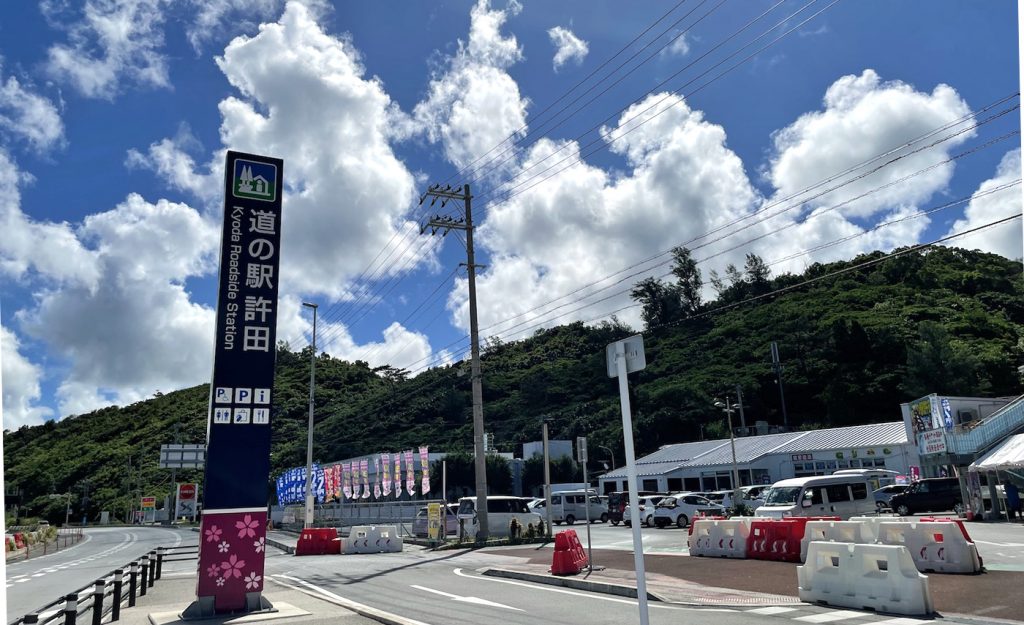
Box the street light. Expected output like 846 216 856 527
597 445 615 471
714 397 743 507
302 301 318 529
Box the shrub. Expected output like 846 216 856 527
524 523 537 540
508 517 522 540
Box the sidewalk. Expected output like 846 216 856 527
116 573 403 625
483 546 1024 622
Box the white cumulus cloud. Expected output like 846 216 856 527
946 149 1022 259
43 0 171 99
413 0 529 173
0 63 64 152
548 26 588 70
1 325 53 429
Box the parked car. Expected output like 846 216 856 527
652 493 724 528
872 484 909 511
888 477 964 517
457 496 542 538
622 495 667 527
756 474 875 519
412 504 459 538
607 491 658 525
550 491 609 525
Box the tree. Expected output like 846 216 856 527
708 269 726 297
671 246 703 315
630 277 682 329
904 321 983 397
744 253 771 294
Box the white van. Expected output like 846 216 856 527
756 474 875 520
456 496 542 538
549 491 608 525
831 468 901 492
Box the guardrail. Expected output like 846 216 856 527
7 544 198 625
7 528 84 562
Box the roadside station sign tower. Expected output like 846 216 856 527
184 151 283 617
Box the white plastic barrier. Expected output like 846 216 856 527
875 521 980 574
688 518 751 558
341 525 403 554
798 542 933 616
800 521 870 562
848 516 908 542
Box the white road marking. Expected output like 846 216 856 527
269 575 433 625
974 540 1024 547
871 618 932 625
410 584 523 611
794 611 867 622
450 568 735 612
746 606 799 615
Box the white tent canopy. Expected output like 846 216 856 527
969 433 1024 471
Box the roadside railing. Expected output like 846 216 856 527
6 528 84 562
7 544 198 625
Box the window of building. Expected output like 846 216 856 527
603 482 616 494
642 479 658 491
667 478 683 492
684 478 701 492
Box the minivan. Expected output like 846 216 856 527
887 477 964 517
756 475 875 519
457 496 542 538
549 491 609 525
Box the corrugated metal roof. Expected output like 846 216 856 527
768 422 907 454
598 421 908 479
682 432 800 467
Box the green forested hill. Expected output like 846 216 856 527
5 246 1023 523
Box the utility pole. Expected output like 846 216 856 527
302 302 318 529
735 384 747 431
714 397 742 506
770 341 789 428
420 183 489 540
543 418 553 537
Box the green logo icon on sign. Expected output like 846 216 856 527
233 159 277 202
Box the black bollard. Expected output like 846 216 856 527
112 570 123 621
155 547 164 580
148 551 157 587
91 580 104 625
63 593 78 625
128 562 138 607
139 556 149 597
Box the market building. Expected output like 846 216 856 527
597 421 916 494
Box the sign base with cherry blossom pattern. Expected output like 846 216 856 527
192 511 268 612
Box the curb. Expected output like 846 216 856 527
266 537 296 555
482 568 668 602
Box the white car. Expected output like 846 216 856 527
622 495 666 527
652 493 724 528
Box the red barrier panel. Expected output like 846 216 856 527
919 517 972 542
295 528 339 556
747 517 839 562
13 533 24 549
551 530 585 576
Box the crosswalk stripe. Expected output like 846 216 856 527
794 611 867 623
870 619 931 625
747 607 801 615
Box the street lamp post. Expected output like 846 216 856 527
714 397 743 507
597 445 615 471
302 302 318 529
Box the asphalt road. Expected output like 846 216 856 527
5 526 193 622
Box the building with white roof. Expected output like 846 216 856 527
598 421 915 494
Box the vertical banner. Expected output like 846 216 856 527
324 465 335 503
420 446 430 494
333 464 341 501
394 454 403 497
361 458 370 498
351 463 361 500
405 450 416 496
382 453 392 497
342 463 352 500
193 151 283 615
373 457 382 499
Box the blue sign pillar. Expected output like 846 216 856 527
185 151 283 617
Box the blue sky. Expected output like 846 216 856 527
0 0 1020 428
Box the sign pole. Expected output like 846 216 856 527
577 436 593 572
607 336 649 625
184 151 283 618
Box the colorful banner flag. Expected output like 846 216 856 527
360 458 370 498
373 457 382 499
382 453 392 497
333 464 341 500
343 462 352 499
394 453 402 497
405 449 415 496
420 446 430 494
324 464 335 503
